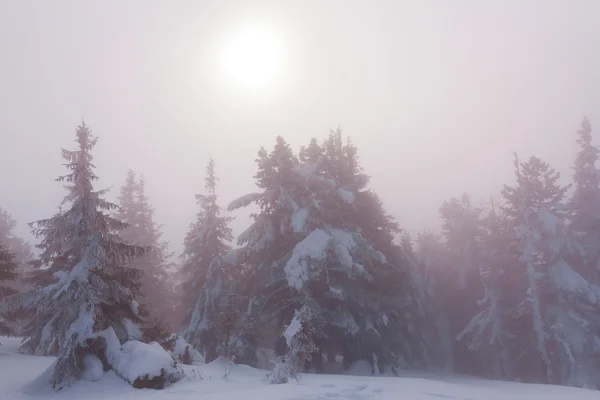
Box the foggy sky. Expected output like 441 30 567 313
1 0 599 255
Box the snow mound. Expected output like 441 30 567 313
172 336 205 364
82 354 104 382
114 340 181 389
2 335 600 400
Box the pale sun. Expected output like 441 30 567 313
220 24 286 90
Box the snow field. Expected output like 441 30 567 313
1 336 599 400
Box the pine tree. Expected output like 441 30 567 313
0 208 34 267
0 209 34 333
115 170 138 234
570 117 600 274
457 200 517 380
0 208 34 287
181 158 235 362
229 131 426 373
115 172 174 331
496 154 600 386
4 122 147 389
0 243 18 336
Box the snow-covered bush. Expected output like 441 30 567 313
171 336 205 365
268 356 292 384
269 306 318 384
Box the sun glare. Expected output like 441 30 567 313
220 23 286 90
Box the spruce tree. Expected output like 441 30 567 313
181 158 235 362
0 243 18 336
229 131 426 373
4 122 147 389
0 208 34 287
0 209 34 333
497 154 600 386
570 117 600 274
115 172 174 331
457 200 517 380
0 208 34 268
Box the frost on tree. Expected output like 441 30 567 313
2 122 148 389
229 131 427 373
462 154 600 387
270 306 318 383
115 170 175 332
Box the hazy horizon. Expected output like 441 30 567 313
1 0 599 256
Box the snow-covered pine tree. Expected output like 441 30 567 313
181 158 236 362
135 176 177 330
0 243 18 336
114 170 138 235
0 208 34 289
0 208 34 269
457 199 518 380
569 117 600 276
0 209 34 334
500 154 567 383
561 117 600 388
3 122 147 389
230 130 427 374
115 171 175 332
227 136 302 362
500 154 600 387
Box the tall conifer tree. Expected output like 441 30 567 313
4 122 147 389
115 172 174 329
181 158 235 361
0 243 18 335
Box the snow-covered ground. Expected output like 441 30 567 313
1 336 598 400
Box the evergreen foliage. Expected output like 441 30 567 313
0 243 18 335
6 117 600 391
3 122 147 389
181 158 236 362
115 170 175 330
229 129 426 373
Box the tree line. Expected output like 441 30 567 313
1 118 599 390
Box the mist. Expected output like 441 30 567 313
1 0 598 254
4 0 600 394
